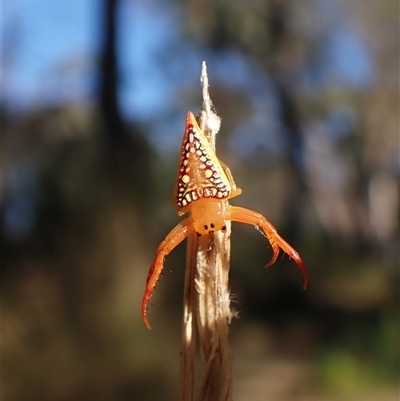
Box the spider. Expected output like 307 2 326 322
142 112 308 329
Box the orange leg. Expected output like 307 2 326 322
142 218 194 330
227 206 308 289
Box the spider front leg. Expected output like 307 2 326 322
227 206 308 289
142 218 194 329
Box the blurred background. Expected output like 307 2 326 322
2 0 399 400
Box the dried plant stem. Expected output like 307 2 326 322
180 233 197 401
180 62 233 401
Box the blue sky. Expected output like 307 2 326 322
2 0 378 240
3 0 100 109
3 0 202 121
3 0 375 119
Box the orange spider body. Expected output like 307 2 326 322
142 112 308 329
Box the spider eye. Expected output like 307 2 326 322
222 224 227 231
210 223 215 228
203 224 208 230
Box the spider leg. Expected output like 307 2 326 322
142 218 193 329
227 206 308 289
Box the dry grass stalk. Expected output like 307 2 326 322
180 62 234 401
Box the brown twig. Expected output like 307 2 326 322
180 62 234 401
